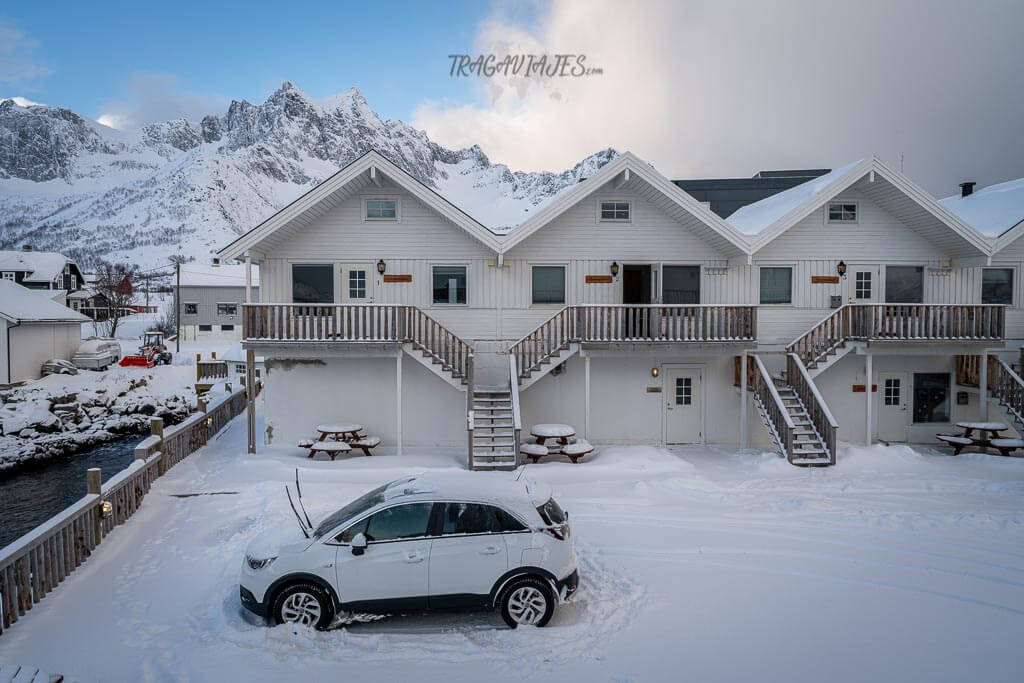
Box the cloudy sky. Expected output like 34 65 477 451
3 0 1023 195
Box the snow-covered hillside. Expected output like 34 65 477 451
0 85 617 269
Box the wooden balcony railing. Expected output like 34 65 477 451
787 353 838 465
511 304 757 379
789 304 1006 367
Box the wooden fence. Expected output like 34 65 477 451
0 386 249 636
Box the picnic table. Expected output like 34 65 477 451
530 424 575 446
316 423 365 442
937 421 1023 456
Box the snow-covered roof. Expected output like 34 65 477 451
0 280 90 323
179 263 260 288
940 178 1024 238
727 160 863 235
729 157 992 259
0 250 72 283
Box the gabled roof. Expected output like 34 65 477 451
0 280 89 323
940 178 1024 255
218 150 503 261
0 251 74 283
498 152 751 259
729 157 993 260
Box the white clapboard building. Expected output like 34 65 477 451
217 150 1024 468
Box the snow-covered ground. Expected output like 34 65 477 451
0 413 1022 681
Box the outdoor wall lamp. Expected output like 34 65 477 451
377 259 387 275
610 261 620 277
837 260 847 279
651 367 659 378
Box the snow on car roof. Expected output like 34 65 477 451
382 470 552 511
939 177 1024 238
726 159 864 235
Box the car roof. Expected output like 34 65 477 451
378 471 552 516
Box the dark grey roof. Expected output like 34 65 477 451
674 169 831 219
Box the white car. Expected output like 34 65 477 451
72 338 121 370
240 472 578 629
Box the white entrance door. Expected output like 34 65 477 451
665 368 702 444
877 371 909 442
341 263 374 303
846 265 881 304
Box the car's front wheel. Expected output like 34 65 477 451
271 582 334 630
499 576 555 628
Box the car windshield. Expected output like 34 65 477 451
312 483 390 539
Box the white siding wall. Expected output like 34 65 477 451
9 322 82 383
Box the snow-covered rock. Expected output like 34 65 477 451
0 83 618 268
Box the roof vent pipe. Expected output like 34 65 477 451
960 181 976 198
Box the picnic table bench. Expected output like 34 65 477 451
303 440 351 460
937 421 1022 457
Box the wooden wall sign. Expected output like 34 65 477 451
811 275 840 284
586 275 614 284
382 274 412 283
852 384 877 393
646 386 662 393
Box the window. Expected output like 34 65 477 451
220 324 234 331
184 303 198 315
913 373 949 423
885 266 923 303
855 271 872 299
599 201 630 221
348 269 367 299
532 266 565 304
366 198 397 220
675 377 692 405
1 272 13 281
759 267 793 304
198 324 212 332
363 503 433 542
663 265 700 304
982 268 1013 305
217 303 237 316
441 503 525 535
70 274 78 289
292 264 334 304
828 202 857 222
432 266 467 305
235 364 246 374
884 378 901 406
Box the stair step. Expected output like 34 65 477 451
473 451 516 458
792 447 825 455
473 396 511 401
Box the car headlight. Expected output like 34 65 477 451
246 555 277 571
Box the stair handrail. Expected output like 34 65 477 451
751 354 795 460
787 353 838 465
989 355 1024 425
406 307 473 379
786 305 849 366
509 305 575 378
509 353 522 465
466 352 475 470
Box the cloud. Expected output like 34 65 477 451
413 0 1024 194
0 21 53 87
1 96 46 107
96 72 229 129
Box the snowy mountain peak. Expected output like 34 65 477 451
0 83 618 268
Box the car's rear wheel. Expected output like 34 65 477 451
271 582 334 630
499 576 554 628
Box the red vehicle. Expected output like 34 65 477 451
119 331 172 368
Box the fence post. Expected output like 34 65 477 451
195 353 201 382
87 468 102 545
151 417 165 475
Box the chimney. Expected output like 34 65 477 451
959 181 976 198
21 244 31 252
211 257 220 266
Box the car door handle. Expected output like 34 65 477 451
404 551 424 563
480 546 502 555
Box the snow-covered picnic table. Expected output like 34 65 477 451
316 423 365 442
937 421 1016 455
530 423 575 445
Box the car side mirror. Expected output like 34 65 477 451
351 532 367 556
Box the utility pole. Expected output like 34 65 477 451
175 260 181 353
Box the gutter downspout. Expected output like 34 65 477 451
6 319 21 384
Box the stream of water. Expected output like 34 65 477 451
0 435 142 548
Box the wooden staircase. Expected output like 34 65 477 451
403 308 472 389
958 354 1024 436
771 383 833 465
469 389 518 469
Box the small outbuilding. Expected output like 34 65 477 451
0 280 90 384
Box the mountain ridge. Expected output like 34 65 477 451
0 83 617 269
